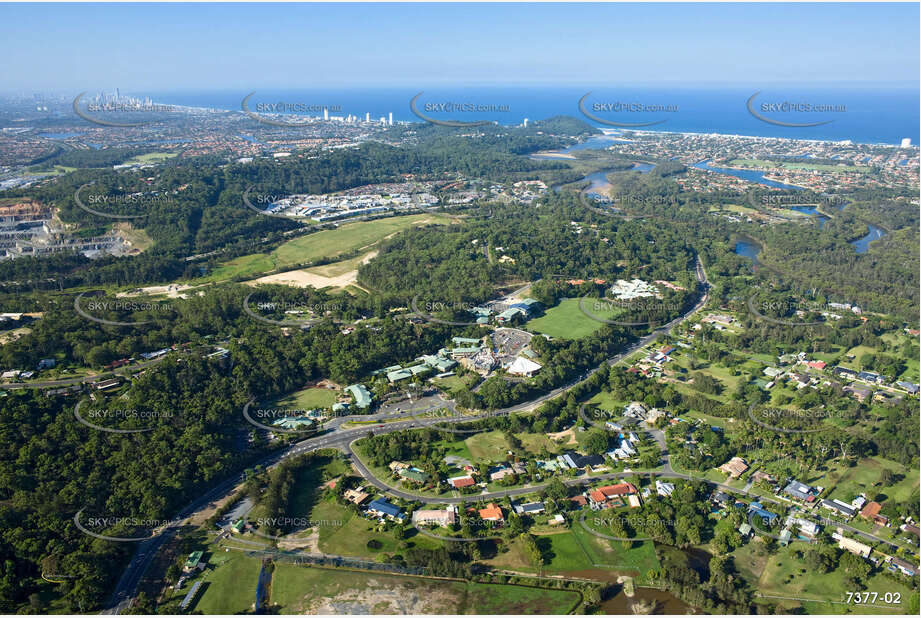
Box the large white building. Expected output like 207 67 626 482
610 279 661 300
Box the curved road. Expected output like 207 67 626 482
103 257 709 613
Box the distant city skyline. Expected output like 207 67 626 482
0 2 918 93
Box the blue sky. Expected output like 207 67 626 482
1 2 918 92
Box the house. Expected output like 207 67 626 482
807 360 827 370
784 480 817 502
644 408 666 425
368 498 405 521
763 366 785 378
343 488 370 505
895 380 919 394
593 482 638 504
624 402 647 419
711 491 732 506
37 358 56 370
412 507 456 526
889 556 917 576
478 503 504 523
183 550 205 572
719 457 749 479
570 495 588 508
751 471 776 485
821 499 857 518
507 356 542 377
513 501 545 515
93 378 121 391
549 513 566 526
900 523 920 537
844 384 873 402
388 461 410 472
448 475 476 489
398 468 429 484
833 367 858 380
655 480 675 497
231 519 245 534
489 466 517 482
749 502 779 522
833 529 872 558
786 515 820 537
738 522 753 537
779 529 792 546
857 370 882 383
860 501 882 519
562 451 605 469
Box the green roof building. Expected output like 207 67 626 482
271 416 315 430
346 384 373 409
408 364 432 376
452 336 482 345
184 550 204 569
398 468 429 483
387 369 413 383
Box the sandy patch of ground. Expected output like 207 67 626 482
531 151 577 159
278 527 320 552
117 283 201 299
0 327 31 344
304 578 461 614
546 427 578 446
247 251 378 290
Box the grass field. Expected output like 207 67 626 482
315 503 443 558
269 564 580 614
754 543 917 614
270 386 339 410
465 430 512 461
526 298 622 339
432 375 467 395
198 253 275 283
709 203 759 215
730 158 870 174
124 152 178 165
193 552 262 614
825 456 918 503
588 390 626 412
569 526 660 580
194 213 454 283
486 526 659 582
25 165 77 176
516 431 562 456
273 213 453 268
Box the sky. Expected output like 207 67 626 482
0 2 918 93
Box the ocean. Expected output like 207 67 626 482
141 86 920 146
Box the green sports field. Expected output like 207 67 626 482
526 297 622 339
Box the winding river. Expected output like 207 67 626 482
851 224 886 254
693 159 803 190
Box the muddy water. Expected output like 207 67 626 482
601 587 695 615
563 569 694 614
